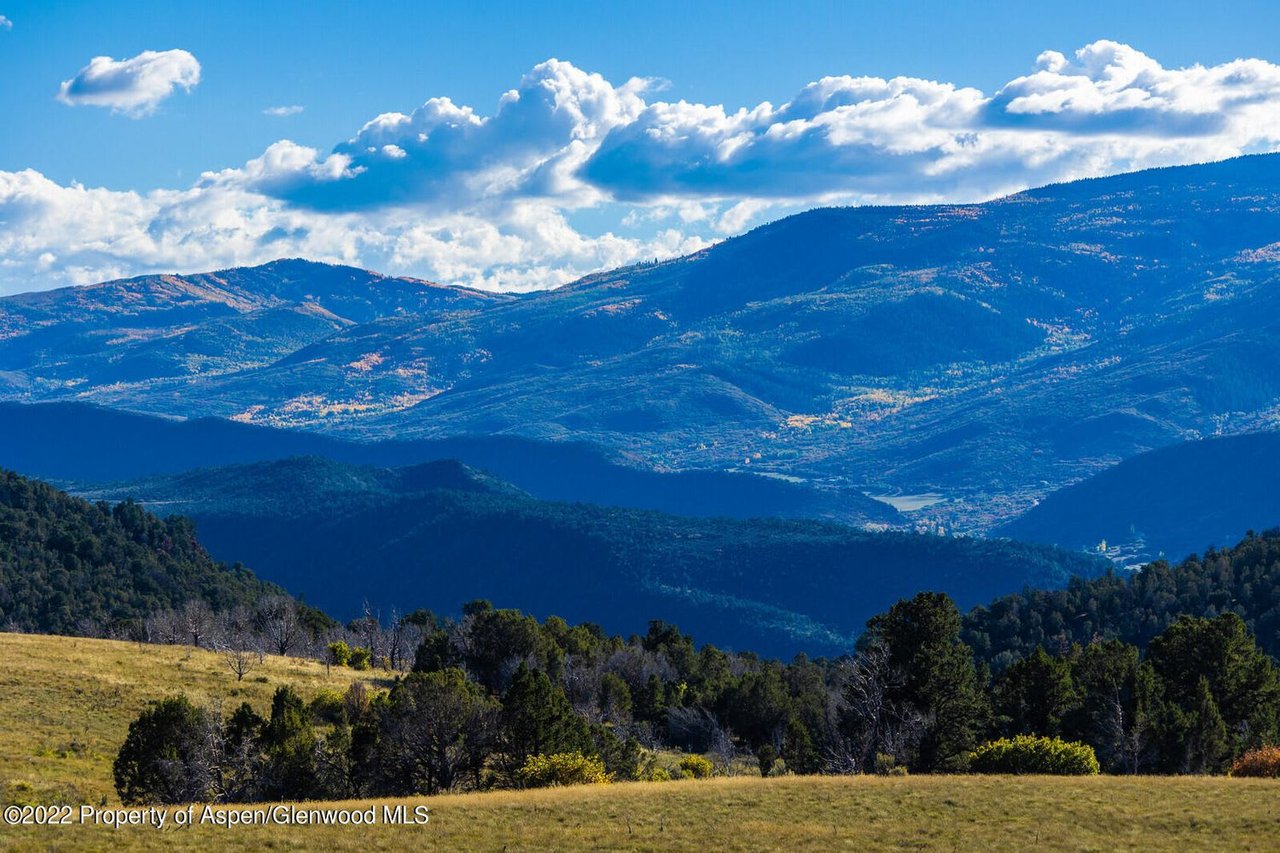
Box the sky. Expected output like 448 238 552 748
3 0 1280 294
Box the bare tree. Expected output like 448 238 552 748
181 600 215 648
834 643 924 773
562 655 606 720
217 642 261 682
257 595 301 657
145 609 185 645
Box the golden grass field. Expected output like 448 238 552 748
1 633 1278 852
0 632 382 806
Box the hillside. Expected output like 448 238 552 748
0 259 508 411
0 633 379 806
79 456 1104 656
0 467 283 635
5 158 1280 530
963 529 1280 667
995 432 1280 564
0 402 899 526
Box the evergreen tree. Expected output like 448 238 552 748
1186 676 1230 775
378 668 500 795
718 665 792 749
1146 613 1280 758
258 686 318 800
465 608 542 692
1066 640 1140 772
781 715 821 774
994 647 1079 737
635 674 668 727
500 663 593 779
866 592 990 771
113 696 214 805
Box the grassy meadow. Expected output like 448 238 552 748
1 633 1278 852
0 632 382 806
0 774 1278 851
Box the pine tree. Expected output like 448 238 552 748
258 686 318 799
500 663 593 780
865 592 990 771
1187 677 1230 775
994 647 1079 737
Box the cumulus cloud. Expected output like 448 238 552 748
7 41 1280 296
57 49 201 116
229 60 650 211
264 105 304 117
220 43 1280 212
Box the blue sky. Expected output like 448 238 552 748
3 0 1280 294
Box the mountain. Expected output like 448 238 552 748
0 467 284 635
0 258 508 412
0 402 899 526
994 432 1280 564
78 456 1106 656
5 157 1280 529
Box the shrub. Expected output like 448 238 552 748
518 752 612 787
308 689 346 724
969 735 1100 775
327 641 351 667
113 696 215 804
640 766 672 782
678 754 715 779
873 753 908 776
756 744 778 777
1231 745 1280 778
349 647 372 671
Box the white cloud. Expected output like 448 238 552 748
57 49 200 117
0 15 12 30
7 42 1280 296
264 105 304 117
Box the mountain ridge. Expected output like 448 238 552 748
4 155 1280 530
995 431 1280 564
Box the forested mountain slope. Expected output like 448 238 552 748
0 468 281 635
80 456 1104 656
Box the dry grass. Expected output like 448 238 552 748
1 634 1278 851
0 632 383 806
0 774 1278 851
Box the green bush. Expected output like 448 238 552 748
113 696 214 804
969 735 1100 775
640 766 672 782
518 752 612 787
327 641 351 667
678 754 715 779
873 753 907 776
308 689 346 724
349 647 372 671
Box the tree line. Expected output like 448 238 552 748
115 585 1280 803
965 529 1280 666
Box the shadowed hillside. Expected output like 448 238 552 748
996 432 1280 563
0 401 898 526
79 456 1105 656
